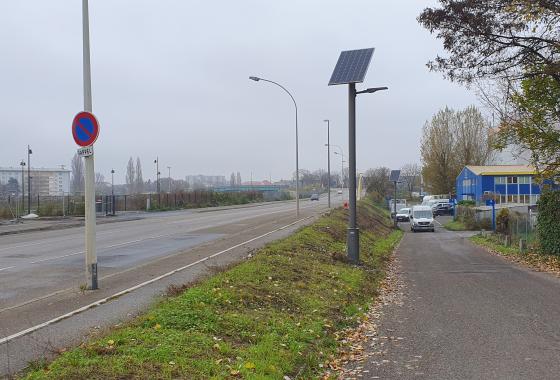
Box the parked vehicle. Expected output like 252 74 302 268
410 205 435 232
337 189 343 195
310 193 320 201
433 203 453 216
395 208 411 222
389 199 407 218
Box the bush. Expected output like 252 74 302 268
537 190 560 255
458 200 476 206
496 208 510 234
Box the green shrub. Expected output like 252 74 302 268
496 208 510 234
458 200 476 206
537 190 560 255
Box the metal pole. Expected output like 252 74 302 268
248 77 299 217
27 146 31 214
20 161 25 217
111 169 115 215
295 104 299 218
394 181 397 228
82 0 97 290
347 83 359 263
325 120 331 208
167 166 171 193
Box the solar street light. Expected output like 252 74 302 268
329 48 388 263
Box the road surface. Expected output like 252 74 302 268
353 221 560 379
0 194 341 375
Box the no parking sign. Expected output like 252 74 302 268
72 111 99 147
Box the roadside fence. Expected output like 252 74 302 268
0 190 274 220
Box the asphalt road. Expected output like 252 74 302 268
356 221 560 379
0 194 341 376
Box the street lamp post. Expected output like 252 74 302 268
154 157 160 204
249 76 299 218
20 160 25 217
111 169 115 215
324 120 331 208
333 148 345 196
346 85 389 262
27 145 32 215
167 166 171 193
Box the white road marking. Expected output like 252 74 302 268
0 266 15 272
0 216 314 345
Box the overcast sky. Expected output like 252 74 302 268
0 1 480 184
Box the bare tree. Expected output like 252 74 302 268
401 163 421 197
421 106 493 194
126 157 135 194
135 157 144 193
70 153 84 195
421 108 460 195
455 106 495 166
95 172 109 194
236 172 242 186
364 167 391 197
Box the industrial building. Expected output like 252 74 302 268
455 165 550 206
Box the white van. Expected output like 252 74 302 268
410 205 435 232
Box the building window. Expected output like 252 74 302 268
495 176 507 185
507 176 518 184
518 176 530 184
507 194 519 203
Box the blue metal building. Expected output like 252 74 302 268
456 165 545 206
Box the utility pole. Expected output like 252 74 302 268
82 0 97 289
324 119 331 208
27 145 32 215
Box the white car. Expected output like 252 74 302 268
395 208 411 222
410 205 435 232
337 189 343 195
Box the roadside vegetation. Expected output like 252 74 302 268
22 200 401 380
471 234 560 276
443 219 468 231
470 190 560 274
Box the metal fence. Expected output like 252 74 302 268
0 190 272 220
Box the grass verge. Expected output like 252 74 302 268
443 219 469 231
22 201 402 380
470 234 560 276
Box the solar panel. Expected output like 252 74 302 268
389 170 401 182
328 48 375 86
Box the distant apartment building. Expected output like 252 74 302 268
0 167 70 196
185 174 227 188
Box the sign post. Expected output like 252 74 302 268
75 0 98 290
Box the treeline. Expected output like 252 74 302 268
418 0 560 181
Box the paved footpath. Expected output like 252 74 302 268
346 224 560 380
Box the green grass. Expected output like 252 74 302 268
22 202 401 380
470 234 519 256
443 219 469 231
470 234 560 274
